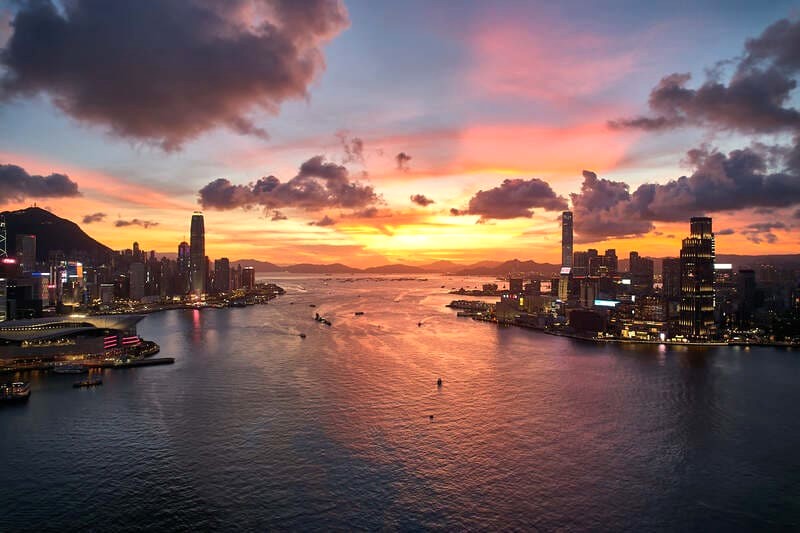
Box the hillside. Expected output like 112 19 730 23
2 207 112 263
455 259 560 277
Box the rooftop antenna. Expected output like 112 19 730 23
0 215 7 258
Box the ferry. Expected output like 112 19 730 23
73 377 103 388
53 363 88 374
1 382 31 402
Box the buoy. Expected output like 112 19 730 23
437 378 442 387
429 415 434 420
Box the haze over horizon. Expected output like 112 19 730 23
2 1 800 267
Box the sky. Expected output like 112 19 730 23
1 0 799 266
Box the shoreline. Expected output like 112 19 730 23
468 316 797 349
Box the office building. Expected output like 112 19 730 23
678 217 716 340
629 251 654 295
190 212 206 295
662 258 681 299
572 251 589 277
509 278 523 294
242 266 255 289
214 258 231 292
15 234 36 273
561 211 573 268
178 240 191 294
129 262 145 301
603 249 618 276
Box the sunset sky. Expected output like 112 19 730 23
1 0 799 266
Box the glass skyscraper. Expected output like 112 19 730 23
190 212 206 295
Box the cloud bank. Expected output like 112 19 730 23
0 163 80 203
0 0 349 150
198 156 380 213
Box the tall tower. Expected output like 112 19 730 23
178 240 191 294
0 215 7 258
190 212 206 296
679 217 716 340
561 211 573 268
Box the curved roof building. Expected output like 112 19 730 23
0 315 146 361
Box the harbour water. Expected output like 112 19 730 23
1 275 799 531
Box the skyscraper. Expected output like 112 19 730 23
561 211 573 268
177 241 191 294
190 212 206 295
15 234 36 272
679 217 716 340
214 258 230 293
129 262 145 301
662 258 681 299
242 266 255 290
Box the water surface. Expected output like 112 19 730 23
2 275 799 531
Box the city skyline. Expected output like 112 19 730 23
1 1 800 267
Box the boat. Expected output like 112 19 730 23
354 311 365 316
1 382 31 402
299 333 307 338
437 378 443 387
52 363 88 374
309 304 317 308
73 377 103 388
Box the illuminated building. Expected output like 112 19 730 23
190 212 206 295
177 240 190 294
678 217 716 340
558 267 570 301
0 315 145 363
561 211 573 268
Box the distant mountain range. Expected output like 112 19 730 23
1 207 112 263
229 258 562 276
4 207 799 275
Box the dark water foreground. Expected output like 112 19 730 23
2 276 799 531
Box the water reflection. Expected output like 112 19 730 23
0 275 797 531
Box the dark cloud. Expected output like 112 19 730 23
453 178 568 222
0 163 80 203
336 131 364 164
573 140 800 240
115 218 158 228
82 212 106 224
570 171 654 241
410 194 434 207
741 221 787 244
270 210 287 221
198 156 380 213
396 152 412 172
308 215 336 226
0 0 349 150
794 208 800 219
609 18 800 135
716 228 736 235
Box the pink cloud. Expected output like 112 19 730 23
467 24 638 105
